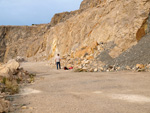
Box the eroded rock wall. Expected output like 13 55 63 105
46 0 150 59
0 25 48 62
0 27 7 62
50 10 84 27
0 0 150 69
80 0 103 9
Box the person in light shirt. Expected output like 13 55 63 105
55 54 61 70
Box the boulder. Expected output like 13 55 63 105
146 64 150 69
5 59 20 72
0 99 10 113
0 59 20 77
136 64 145 69
94 68 98 72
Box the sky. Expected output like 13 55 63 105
0 0 83 26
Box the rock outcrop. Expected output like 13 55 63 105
0 0 150 71
0 25 48 62
0 59 20 77
50 9 84 27
46 0 150 68
80 0 102 9
0 60 36 113
0 98 9 113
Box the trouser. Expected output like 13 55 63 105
56 62 61 69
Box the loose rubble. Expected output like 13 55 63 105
0 60 36 113
0 96 10 113
49 51 150 72
48 38 150 73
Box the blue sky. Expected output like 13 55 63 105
0 0 83 25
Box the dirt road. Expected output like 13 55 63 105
14 62 150 113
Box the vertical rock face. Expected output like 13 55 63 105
0 0 150 68
46 0 150 59
0 27 7 62
0 25 48 62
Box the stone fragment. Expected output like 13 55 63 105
21 106 27 109
136 64 145 69
29 107 34 110
84 60 90 64
16 56 25 62
89 68 94 72
94 68 98 72
97 46 104 51
86 56 94 60
146 64 150 69
126 66 131 70
99 67 104 71
82 67 88 70
0 99 10 113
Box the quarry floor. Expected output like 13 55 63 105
13 62 150 113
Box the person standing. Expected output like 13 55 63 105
55 54 61 70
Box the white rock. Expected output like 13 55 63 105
82 67 88 70
85 60 90 64
94 68 98 72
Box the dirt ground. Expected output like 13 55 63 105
12 62 150 113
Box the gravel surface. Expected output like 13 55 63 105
113 34 150 67
10 62 150 113
97 14 150 68
97 34 150 68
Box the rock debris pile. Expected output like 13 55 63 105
0 60 36 113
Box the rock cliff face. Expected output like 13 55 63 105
0 25 48 62
50 10 84 27
46 0 150 59
0 0 150 70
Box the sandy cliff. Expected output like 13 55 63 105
45 0 150 66
0 0 150 70
0 25 49 62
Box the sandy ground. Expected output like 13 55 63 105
12 62 150 113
